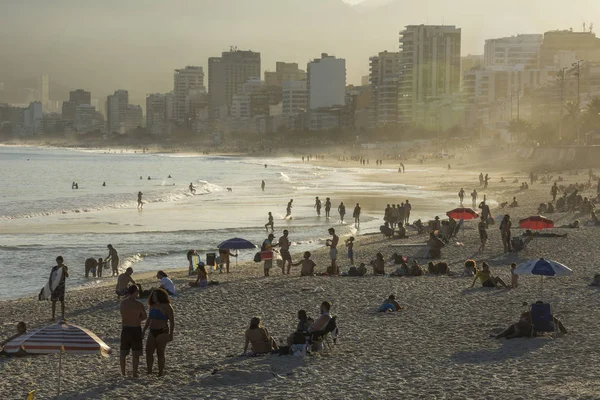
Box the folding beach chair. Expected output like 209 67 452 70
529 302 558 337
308 316 339 353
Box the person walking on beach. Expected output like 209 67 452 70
500 214 512 253
458 188 465 205
401 163 405 173
338 202 346 223
143 289 174 377
48 256 69 321
479 197 490 227
265 212 274 232
353 203 361 227
484 174 490 189
551 182 559 203
120 285 146 377
315 197 322 217
262 234 275 277
189 182 196 194
285 199 293 219
326 228 339 275
471 189 478 208
479 173 484 186
275 230 292 274
404 200 411 225
261 180 265 192
137 191 144 209
325 197 332 219
106 244 120 276
478 220 488 252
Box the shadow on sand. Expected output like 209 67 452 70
450 338 550 364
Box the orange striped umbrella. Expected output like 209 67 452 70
4 321 111 396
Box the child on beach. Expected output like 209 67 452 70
346 237 354 265
510 263 518 288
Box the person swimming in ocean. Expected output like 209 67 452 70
137 192 144 209
102 182 106 187
189 182 196 194
147 176 151 180
285 199 293 219
261 180 265 192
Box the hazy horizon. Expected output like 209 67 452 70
1 0 598 107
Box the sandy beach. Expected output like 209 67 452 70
2 152 600 400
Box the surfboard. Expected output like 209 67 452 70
39 266 64 300
191 254 200 271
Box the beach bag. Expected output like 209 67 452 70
260 251 274 261
253 252 261 263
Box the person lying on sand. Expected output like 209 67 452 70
378 294 403 312
471 262 508 288
0 322 27 356
243 317 278 355
292 251 317 276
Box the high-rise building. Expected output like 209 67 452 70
75 104 97 134
369 51 401 128
461 54 484 76
282 80 308 115
264 62 306 87
540 30 600 69
146 93 167 136
307 53 346 110
398 25 462 124
208 49 261 119
484 34 543 68
125 105 143 132
174 66 205 122
62 89 92 120
40 74 49 112
23 102 43 135
106 90 128 134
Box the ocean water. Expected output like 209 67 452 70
0 146 450 300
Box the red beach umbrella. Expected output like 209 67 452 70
519 215 554 230
446 207 479 220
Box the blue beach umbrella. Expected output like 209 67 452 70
514 258 572 300
217 238 257 267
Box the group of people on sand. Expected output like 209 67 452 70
243 301 333 356
84 244 120 278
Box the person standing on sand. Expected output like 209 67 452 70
48 256 69 321
338 202 346 223
479 173 484 186
551 182 558 202
500 215 512 253
404 200 411 225
346 237 355 265
401 163 405 173
120 285 147 377
218 248 237 274
265 212 274 232
478 220 488 252
315 197 322 217
326 228 339 275
137 191 144 209
285 199 293 219
325 197 332 219
479 197 490 227
261 180 265 192
262 234 275 277
106 244 120 276
484 174 490 189
458 188 465 205
275 229 292 274
397 203 405 228
353 203 361 227
143 289 174 377
471 189 478 208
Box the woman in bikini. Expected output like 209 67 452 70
143 289 174 376
243 317 278 355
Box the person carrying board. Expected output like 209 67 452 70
39 256 69 321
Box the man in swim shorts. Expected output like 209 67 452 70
120 285 147 377
276 230 292 274
327 228 339 275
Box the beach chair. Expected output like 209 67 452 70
308 316 338 353
529 302 558 337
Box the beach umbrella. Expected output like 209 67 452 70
3 321 111 396
514 258 572 300
446 207 479 220
217 237 257 267
519 215 554 230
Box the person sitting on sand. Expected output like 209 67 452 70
0 322 27 356
471 262 508 288
427 232 445 259
286 310 314 346
378 294 402 312
463 260 477 277
189 264 209 287
494 311 532 339
396 222 407 239
156 271 175 296
409 260 424 276
116 267 136 297
390 262 409 277
348 263 367 277
509 197 519 208
427 261 449 275
243 317 278 355
371 253 386 275
292 251 317 276
380 222 394 238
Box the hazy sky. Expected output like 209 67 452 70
1 0 598 107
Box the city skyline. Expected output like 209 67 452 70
1 0 598 107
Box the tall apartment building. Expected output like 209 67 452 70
265 62 306 87
106 90 129 134
62 89 92 120
75 104 97 133
208 49 261 119
174 66 205 122
146 93 167 136
125 105 143 132
282 80 308 115
398 25 461 124
307 53 346 110
369 51 401 128
540 30 600 69
484 34 542 68
40 74 49 112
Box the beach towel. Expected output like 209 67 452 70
38 267 64 301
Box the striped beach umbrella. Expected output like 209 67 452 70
4 321 111 396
